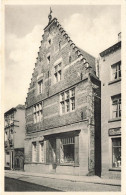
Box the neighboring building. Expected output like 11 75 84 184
25 11 101 176
98 33 121 179
4 104 25 170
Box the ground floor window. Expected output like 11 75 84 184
32 142 37 162
5 151 10 166
39 141 44 163
112 137 121 168
46 132 79 166
60 137 75 163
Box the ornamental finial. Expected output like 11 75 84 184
48 7 52 23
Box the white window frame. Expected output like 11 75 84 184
109 136 121 169
111 61 121 81
60 88 75 114
111 94 121 119
33 102 43 124
54 63 62 83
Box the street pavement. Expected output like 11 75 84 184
5 170 121 192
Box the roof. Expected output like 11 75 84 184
16 104 25 110
4 107 16 116
4 104 25 116
44 17 96 72
100 41 121 57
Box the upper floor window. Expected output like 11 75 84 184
33 102 43 124
111 94 121 119
60 88 75 114
111 61 121 80
38 80 43 94
54 63 62 83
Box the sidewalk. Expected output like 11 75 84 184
5 170 121 186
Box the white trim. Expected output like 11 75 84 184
53 57 62 66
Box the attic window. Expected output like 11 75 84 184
69 56 71 63
59 41 61 50
47 55 50 64
69 53 71 63
48 39 51 45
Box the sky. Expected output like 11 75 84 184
4 4 121 112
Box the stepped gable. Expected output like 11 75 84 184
78 48 96 72
26 15 96 98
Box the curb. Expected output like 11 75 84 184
5 171 121 187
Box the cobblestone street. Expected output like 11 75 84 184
5 171 121 192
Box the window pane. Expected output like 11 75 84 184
63 144 74 163
39 142 44 163
65 91 69 99
32 142 37 162
61 102 65 113
58 70 61 81
65 100 70 112
112 138 121 168
71 98 75 110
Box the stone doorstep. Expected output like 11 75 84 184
5 170 121 186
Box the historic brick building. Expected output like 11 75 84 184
98 33 121 179
4 104 25 170
24 12 101 176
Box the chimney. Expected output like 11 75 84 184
118 32 121 42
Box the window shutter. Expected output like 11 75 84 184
74 135 79 166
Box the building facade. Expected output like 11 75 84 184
4 104 25 170
98 34 121 179
24 13 101 176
